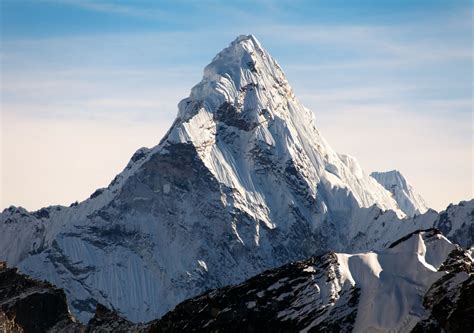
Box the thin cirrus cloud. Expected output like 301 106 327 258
52 0 170 18
1 0 472 211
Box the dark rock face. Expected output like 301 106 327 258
130 147 150 163
0 264 144 333
85 303 143 333
144 230 473 333
2 228 473 332
148 253 359 333
434 200 474 249
89 188 105 199
214 101 259 131
388 228 442 249
0 253 359 332
0 263 81 333
32 208 50 220
412 248 474 333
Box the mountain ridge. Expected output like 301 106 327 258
1 228 472 332
371 170 428 216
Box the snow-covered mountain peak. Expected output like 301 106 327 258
371 170 429 216
176 34 293 125
202 34 286 92
207 34 266 73
168 34 403 218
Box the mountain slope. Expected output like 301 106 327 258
0 35 470 323
433 200 474 249
371 170 429 216
0 263 82 333
2 230 471 332
149 229 473 333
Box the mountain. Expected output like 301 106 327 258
0 262 131 333
371 170 429 217
0 262 82 332
433 200 474 249
0 35 470 323
2 229 472 332
150 229 473 333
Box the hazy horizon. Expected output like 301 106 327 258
1 0 472 211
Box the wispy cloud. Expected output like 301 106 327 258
41 0 170 18
255 21 472 63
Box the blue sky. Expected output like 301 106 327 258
1 0 472 210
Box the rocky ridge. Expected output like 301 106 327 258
1 229 472 332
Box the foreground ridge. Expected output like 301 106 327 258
150 229 473 332
1 230 472 332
